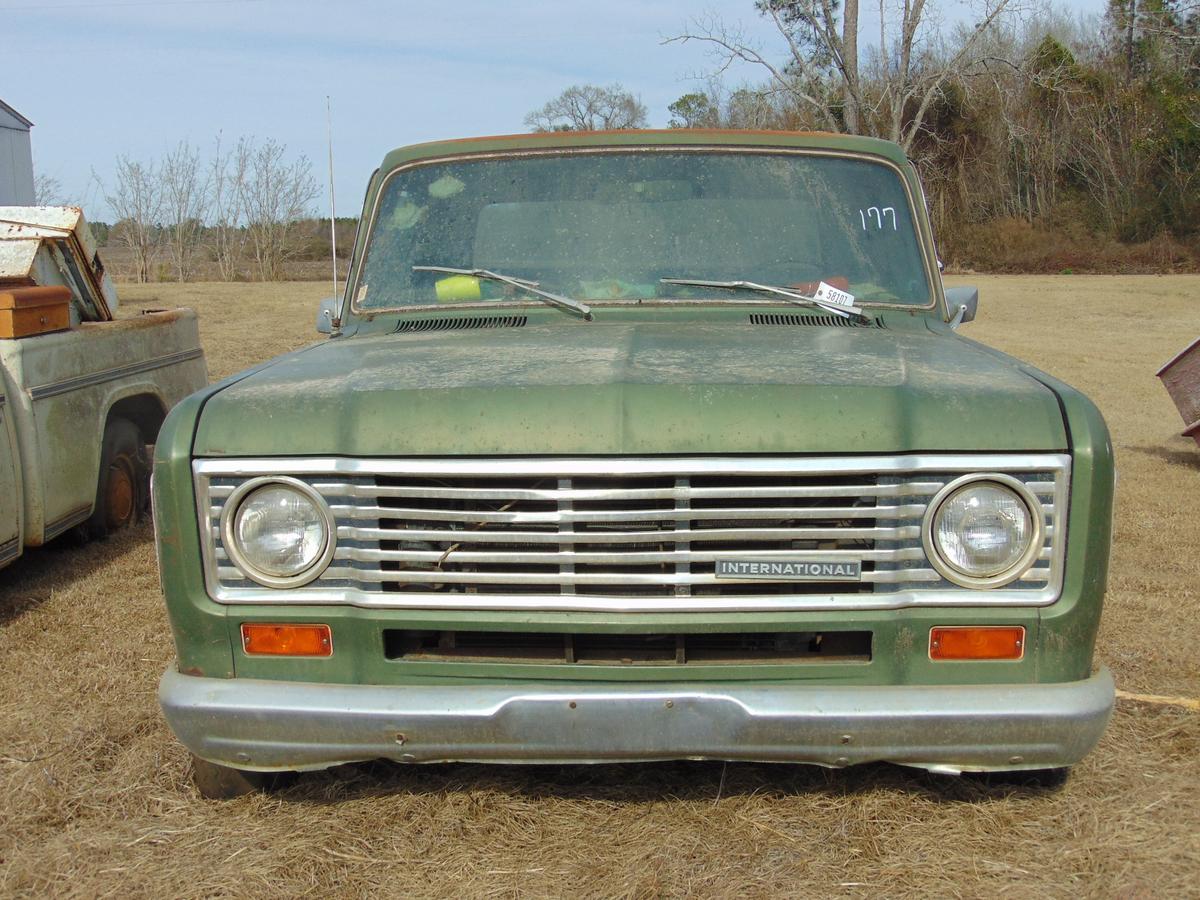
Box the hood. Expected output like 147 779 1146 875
193 320 1066 456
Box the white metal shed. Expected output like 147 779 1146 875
0 100 35 206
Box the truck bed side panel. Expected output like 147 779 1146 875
0 371 21 566
0 310 206 543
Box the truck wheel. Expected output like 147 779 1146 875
87 417 148 538
190 754 288 799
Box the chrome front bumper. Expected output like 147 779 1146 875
159 666 1114 774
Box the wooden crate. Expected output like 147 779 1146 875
0 286 71 339
1157 337 1200 447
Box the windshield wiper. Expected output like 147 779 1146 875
414 266 593 321
660 278 866 319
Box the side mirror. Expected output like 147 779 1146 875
944 286 979 329
316 297 339 334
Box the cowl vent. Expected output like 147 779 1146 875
749 313 885 328
395 315 528 334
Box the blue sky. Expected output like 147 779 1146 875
2 0 1106 221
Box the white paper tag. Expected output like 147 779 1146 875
813 281 856 308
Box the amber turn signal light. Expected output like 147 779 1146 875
241 623 332 657
929 626 1024 661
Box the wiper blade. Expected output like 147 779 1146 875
415 265 593 321
660 278 866 319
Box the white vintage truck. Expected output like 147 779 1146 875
0 207 207 569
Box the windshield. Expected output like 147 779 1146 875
355 149 932 310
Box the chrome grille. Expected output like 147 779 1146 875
196 455 1069 612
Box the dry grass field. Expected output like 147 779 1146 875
1 276 1198 898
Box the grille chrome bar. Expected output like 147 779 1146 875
208 480 1058 501
219 564 956 585
215 546 1054 565
213 502 1055 523
325 504 930 524
338 525 920 543
331 547 928 565
193 455 1063 477
195 454 1070 612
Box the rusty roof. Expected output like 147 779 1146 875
379 129 912 174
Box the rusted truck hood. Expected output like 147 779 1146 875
192 321 1067 456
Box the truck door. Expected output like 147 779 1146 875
0 379 21 566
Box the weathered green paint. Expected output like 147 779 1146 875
224 604 1040 687
153 354 319 677
378 129 915 174
940 325 1115 683
194 309 1065 457
155 132 1112 709
154 390 233 678
1026 368 1114 682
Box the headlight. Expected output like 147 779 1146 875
923 475 1043 588
221 478 335 587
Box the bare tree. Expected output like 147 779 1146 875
160 141 209 281
208 134 251 282
101 156 164 283
32 174 65 206
524 84 649 131
240 138 319 281
667 0 1018 151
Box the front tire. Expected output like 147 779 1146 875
86 417 148 538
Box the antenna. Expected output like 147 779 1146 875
326 95 339 328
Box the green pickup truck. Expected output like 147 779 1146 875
153 130 1115 798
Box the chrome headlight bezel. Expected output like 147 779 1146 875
219 476 337 588
921 473 1044 589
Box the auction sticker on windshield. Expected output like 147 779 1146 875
813 281 857 308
